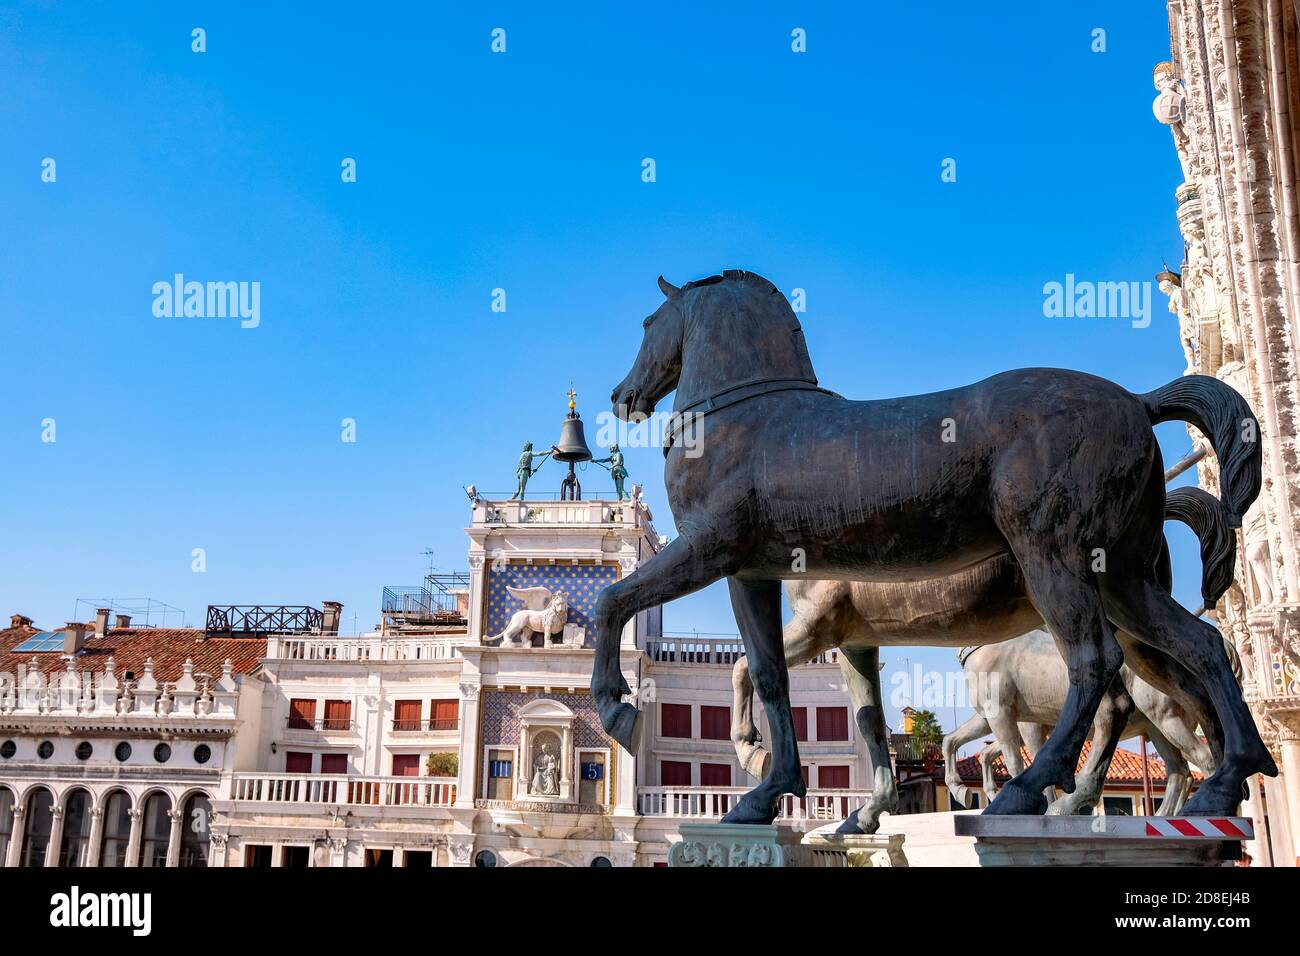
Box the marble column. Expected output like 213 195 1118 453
454 683 481 808
124 807 144 868
6 806 26 867
1277 725 1300 867
560 726 572 799
165 807 185 867
85 807 105 868
44 806 64 868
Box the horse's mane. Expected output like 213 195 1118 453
681 269 780 296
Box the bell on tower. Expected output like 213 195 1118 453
551 387 594 500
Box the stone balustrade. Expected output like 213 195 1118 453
230 773 458 808
0 657 240 719
265 635 466 662
635 786 869 822
644 637 839 666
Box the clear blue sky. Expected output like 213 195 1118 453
0 3 1197 741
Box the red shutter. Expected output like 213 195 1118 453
288 699 316 729
699 706 730 741
323 700 351 730
816 706 849 741
431 700 458 730
394 700 422 731
699 763 731 786
392 755 421 776
319 754 348 774
818 765 850 789
660 703 691 738
791 707 808 742
660 760 691 786
285 752 312 773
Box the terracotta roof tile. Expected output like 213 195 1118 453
955 739 1204 786
0 624 265 683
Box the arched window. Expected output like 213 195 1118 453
58 790 93 867
178 793 211 868
0 788 14 864
99 791 132 868
137 792 172 868
21 789 54 867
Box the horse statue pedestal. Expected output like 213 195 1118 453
668 823 816 867
954 815 1251 866
801 822 909 867
667 822 908 867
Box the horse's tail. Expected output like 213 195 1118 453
1141 375 1262 528
1163 486 1237 610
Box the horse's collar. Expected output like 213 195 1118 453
663 377 838 455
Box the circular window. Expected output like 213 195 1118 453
75 742 93 761
153 743 172 764
590 856 612 867
37 740 54 760
473 850 497 868
193 744 211 765
0 740 15 760
114 742 132 762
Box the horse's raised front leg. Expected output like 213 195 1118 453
721 578 805 825
732 610 833 780
942 713 992 809
836 645 897 834
592 535 734 749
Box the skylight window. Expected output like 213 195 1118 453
13 631 65 653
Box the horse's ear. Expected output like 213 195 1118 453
657 275 680 298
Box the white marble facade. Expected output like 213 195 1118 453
1158 0 1300 867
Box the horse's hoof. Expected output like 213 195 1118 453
602 702 642 751
1182 779 1241 816
835 809 882 835
722 793 777 826
985 781 1048 815
835 815 866 835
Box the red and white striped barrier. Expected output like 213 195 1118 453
1144 818 1252 839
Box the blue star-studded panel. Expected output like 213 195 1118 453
480 691 607 748
485 563 618 640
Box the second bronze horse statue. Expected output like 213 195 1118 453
592 269 1276 824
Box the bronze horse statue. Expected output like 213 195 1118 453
593 269 1276 823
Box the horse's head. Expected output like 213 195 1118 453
611 276 686 420
612 271 816 419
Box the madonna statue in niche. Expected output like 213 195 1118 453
530 740 561 796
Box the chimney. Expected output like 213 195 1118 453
322 601 343 635
115 614 132 629
94 608 111 639
63 621 89 655
10 614 34 629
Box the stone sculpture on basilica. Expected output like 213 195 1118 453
1152 62 1193 181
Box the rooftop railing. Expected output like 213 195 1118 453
206 605 323 636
